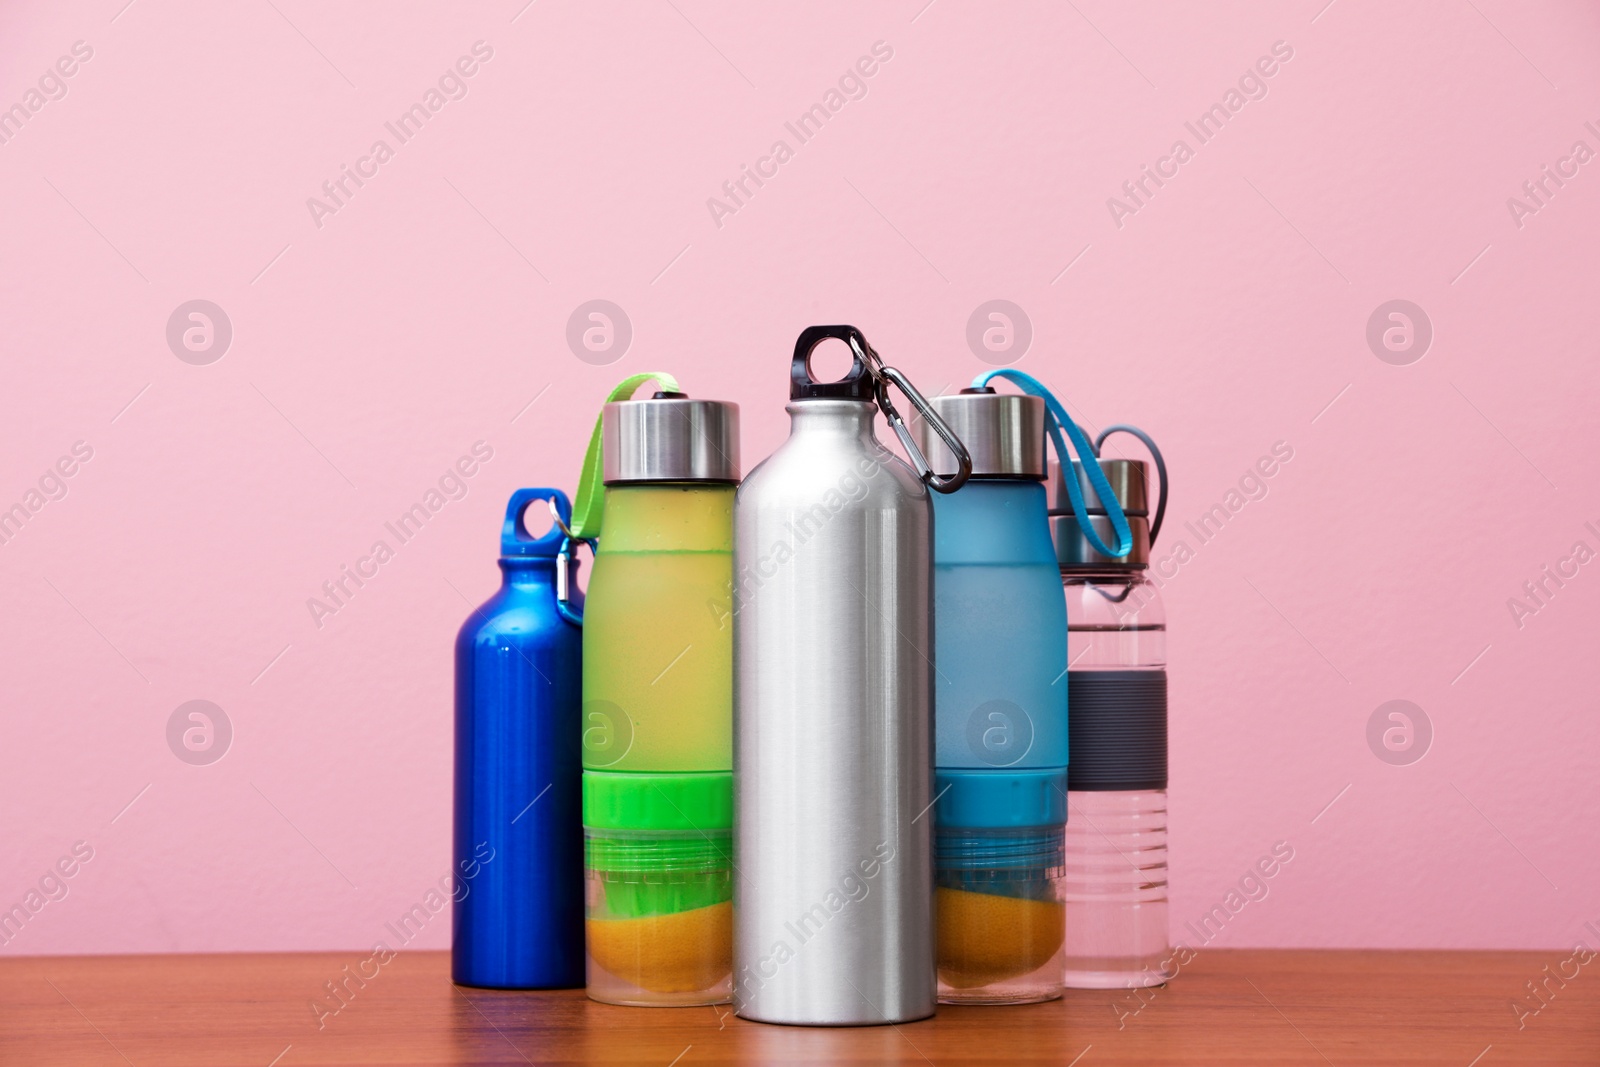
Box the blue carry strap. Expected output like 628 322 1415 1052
972 369 1134 559
1095 424 1167 545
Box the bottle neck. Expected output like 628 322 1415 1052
786 399 879 441
1060 565 1147 583
933 480 1055 565
596 483 734 554
498 556 557 587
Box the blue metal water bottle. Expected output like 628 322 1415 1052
453 488 586 988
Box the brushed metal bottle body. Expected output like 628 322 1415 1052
733 399 936 1025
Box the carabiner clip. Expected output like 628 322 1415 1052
549 498 594 626
849 334 972 494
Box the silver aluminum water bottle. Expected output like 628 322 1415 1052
733 326 970 1025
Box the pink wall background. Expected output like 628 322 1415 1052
3 0 1597 957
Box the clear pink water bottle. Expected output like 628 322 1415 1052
1053 427 1173 989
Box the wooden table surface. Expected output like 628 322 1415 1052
3 950 1594 1065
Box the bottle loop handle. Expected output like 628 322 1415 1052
567 371 682 542
972 368 1134 558
1094 424 1168 546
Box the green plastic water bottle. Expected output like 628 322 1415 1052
569 374 741 1007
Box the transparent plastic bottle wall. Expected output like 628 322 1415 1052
1063 568 1172 989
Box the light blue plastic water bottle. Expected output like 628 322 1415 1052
914 371 1131 1005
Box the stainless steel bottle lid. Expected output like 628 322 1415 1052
913 389 1045 479
601 394 740 484
1050 458 1151 567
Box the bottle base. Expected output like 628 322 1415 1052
453 975 585 991
938 987 1062 1006
733 1007 937 1027
1061 966 1171 990
586 988 731 1008
585 947 732 1008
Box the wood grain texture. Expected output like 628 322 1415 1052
1 950 1594 1065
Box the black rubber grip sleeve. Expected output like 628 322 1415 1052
1067 670 1168 791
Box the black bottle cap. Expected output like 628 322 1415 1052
791 325 877 401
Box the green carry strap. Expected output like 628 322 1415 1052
567 372 681 541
